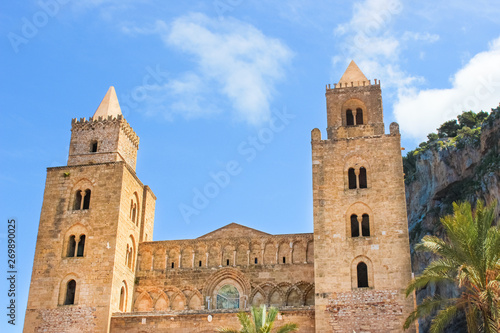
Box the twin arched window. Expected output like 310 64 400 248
74 189 91 210
346 108 364 126
350 214 370 237
348 167 367 189
125 237 136 271
67 234 86 257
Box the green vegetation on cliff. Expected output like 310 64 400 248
403 106 500 186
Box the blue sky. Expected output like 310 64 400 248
2 0 500 331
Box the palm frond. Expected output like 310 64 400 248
429 304 459 333
275 322 299 333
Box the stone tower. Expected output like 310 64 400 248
311 61 414 332
24 87 156 332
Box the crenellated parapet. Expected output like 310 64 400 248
71 115 139 148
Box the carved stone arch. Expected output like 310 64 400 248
181 286 203 310
277 240 290 264
249 285 266 307
139 249 151 271
351 255 374 289
208 242 221 267
222 243 235 266
236 242 249 266
267 285 285 307
58 273 80 305
170 291 188 311
293 280 310 292
346 202 374 238
285 285 303 307
249 241 262 265
62 223 90 258
306 240 314 263
194 244 207 268
153 247 166 270
292 240 306 263
181 246 194 268
168 247 180 269
341 98 368 126
134 291 153 312
203 267 251 309
263 241 277 264
154 291 169 311
303 283 315 306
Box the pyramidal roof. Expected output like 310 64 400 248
93 86 122 119
338 60 368 86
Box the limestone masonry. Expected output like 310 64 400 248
24 61 415 332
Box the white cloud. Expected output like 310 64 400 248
333 0 423 90
394 36 500 139
130 13 293 124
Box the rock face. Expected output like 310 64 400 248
404 113 500 332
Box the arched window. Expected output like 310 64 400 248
82 189 91 210
90 140 98 153
76 235 85 257
356 108 364 125
119 284 127 311
74 191 82 210
65 280 76 305
125 244 129 266
357 262 369 288
361 214 370 236
217 285 240 309
348 168 357 189
67 235 76 257
359 167 367 188
346 109 354 126
351 215 360 237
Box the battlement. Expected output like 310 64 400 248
71 114 139 148
326 79 380 91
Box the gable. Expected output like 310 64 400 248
197 223 270 240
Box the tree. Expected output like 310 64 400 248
218 305 299 333
404 200 500 333
438 119 461 138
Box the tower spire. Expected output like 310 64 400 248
338 60 368 86
93 86 122 119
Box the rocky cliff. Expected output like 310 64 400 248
403 107 500 332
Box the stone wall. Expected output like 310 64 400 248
110 309 315 333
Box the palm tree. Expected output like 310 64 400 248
404 200 500 333
217 305 299 333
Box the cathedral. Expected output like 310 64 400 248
24 61 415 332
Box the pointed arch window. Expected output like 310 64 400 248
346 109 355 126
119 283 127 312
76 235 86 257
357 262 369 288
348 168 357 189
356 108 364 125
361 214 370 236
67 235 76 257
82 190 91 209
64 280 76 305
73 191 82 210
359 167 367 188
350 215 360 237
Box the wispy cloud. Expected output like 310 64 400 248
394 36 500 139
125 13 293 124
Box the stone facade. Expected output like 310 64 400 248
24 62 415 333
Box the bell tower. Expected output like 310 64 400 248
24 87 156 332
311 61 415 332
